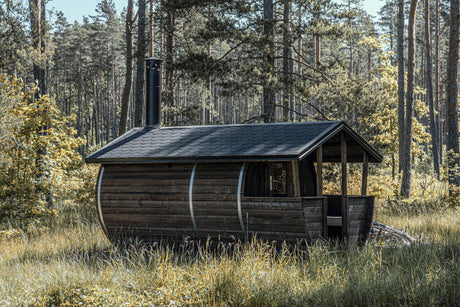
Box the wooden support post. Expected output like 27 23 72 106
341 133 348 240
361 152 369 196
341 133 347 196
291 161 301 197
316 145 323 196
266 162 272 197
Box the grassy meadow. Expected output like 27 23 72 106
0 199 459 306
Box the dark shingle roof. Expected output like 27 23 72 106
85 121 382 163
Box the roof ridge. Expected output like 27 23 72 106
157 120 340 130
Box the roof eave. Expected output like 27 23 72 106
85 155 299 164
297 121 383 163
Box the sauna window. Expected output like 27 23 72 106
272 162 287 196
244 162 289 197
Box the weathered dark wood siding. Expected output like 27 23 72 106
192 163 241 239
99 163 194 239
346 196 374 244
302 197 327 242
241 197 306 243
96 163 374 245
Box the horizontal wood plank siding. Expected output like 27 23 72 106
97 164 373 245
99 163 194 237
346 196 374 244
241 197 306 243
302 197 327 242
193 163 241 239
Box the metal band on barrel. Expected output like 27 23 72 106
189 163 200 238
237 163 247 239
97 166 108 234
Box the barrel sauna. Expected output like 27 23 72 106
97 162 316 243
96 160 376 244
87 58 382 245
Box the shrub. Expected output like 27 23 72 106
0 74 85 231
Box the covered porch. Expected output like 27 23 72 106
242 130 377 243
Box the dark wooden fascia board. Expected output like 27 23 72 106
85 155 299 164
341 124 383 162
297 121 344 161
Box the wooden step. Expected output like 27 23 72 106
327 216 342 227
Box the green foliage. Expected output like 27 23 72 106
0 75 85 230
0 0 28 74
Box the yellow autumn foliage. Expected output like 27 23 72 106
360 36 431 163
0 74 85 230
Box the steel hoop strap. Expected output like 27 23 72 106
237 163 247 239
97 166 108 234
189 163 200 238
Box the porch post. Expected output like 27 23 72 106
361 152 368 195
316 145 323 196
291 161 301 197
341 132 348 239
341 133 347 196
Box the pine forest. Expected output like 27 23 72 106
0 0 459 305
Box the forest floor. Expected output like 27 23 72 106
0 201 459 306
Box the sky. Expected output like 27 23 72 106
47 0 384 23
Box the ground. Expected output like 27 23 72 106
0 201 459 306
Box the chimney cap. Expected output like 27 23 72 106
145 57 162 62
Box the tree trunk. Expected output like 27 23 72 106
29 0 51 206
348 0 353 75
263 0 275 123
282 0 292 122
435 0 442 165
401 0 418 198
39 0 47 96
134 0 146 127
29 0 46 96
118 0 133 136
447 0 460 188
164 6 175 125
349 41 353 75
397 0 405 174
367 48 372 81
149 0 154 57
315 35 320 69
426 0 440 177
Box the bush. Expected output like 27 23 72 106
0 74 85 231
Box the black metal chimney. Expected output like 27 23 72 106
145 57 162 126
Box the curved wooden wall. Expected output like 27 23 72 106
96 162 334 244
98 163 194 240
192 163 242 240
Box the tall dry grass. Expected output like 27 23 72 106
0 201 459 306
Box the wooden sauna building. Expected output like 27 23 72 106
85 120 382 244
85 58 382 244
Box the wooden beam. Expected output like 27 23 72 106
316 145 323 196
291 161 301 197
341 133 347 196
361 152 369 195
268 162 273 197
